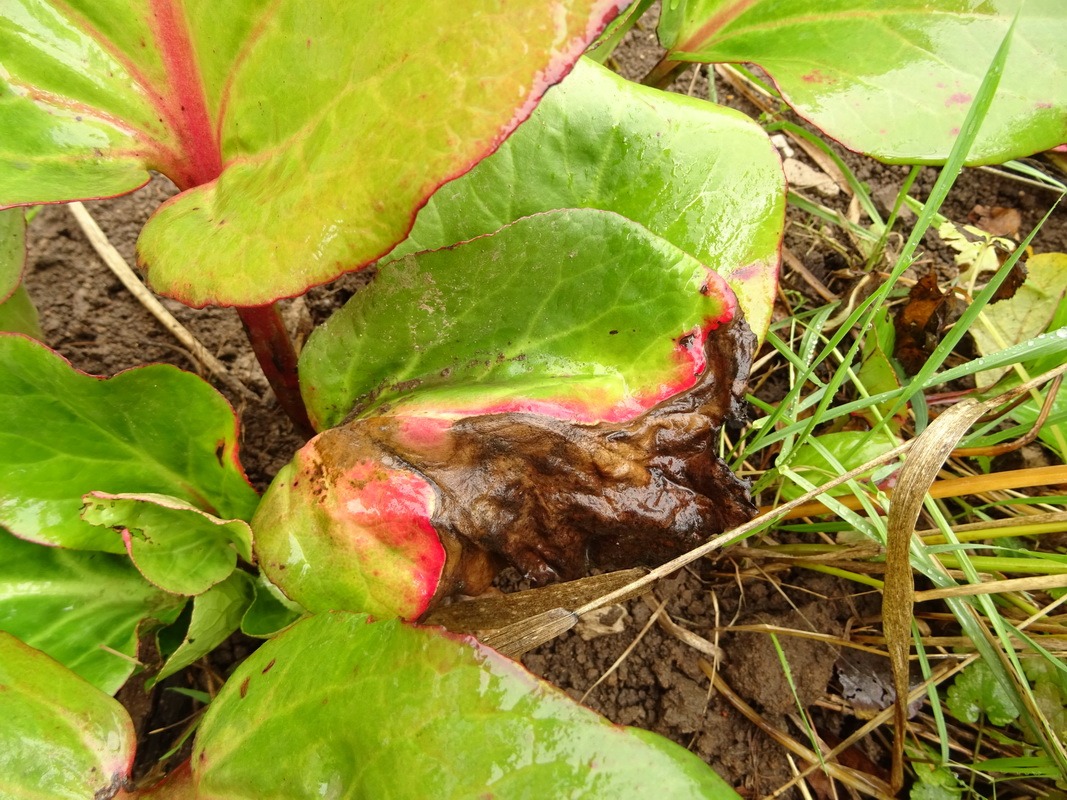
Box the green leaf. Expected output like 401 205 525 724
947 659 1022 727
193 612 739 799
0 285 42 338
150 570 254 687
81 492 253 595
253 449 446 620
657 0 1065 165
0 335 258 551
0 632 135 800
0 206 25 301
0 530 186 694
856 309 901 429
301 208 738 430
781 429 901 501
1 0 626 306
972 253 1067 389
389 57 784 342
240 572 304 639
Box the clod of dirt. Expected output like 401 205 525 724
720 603 843 715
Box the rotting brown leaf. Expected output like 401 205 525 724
968 204 1022 238
341 315 760 603
893 270 951 376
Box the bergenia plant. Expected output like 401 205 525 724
0 0 1064 796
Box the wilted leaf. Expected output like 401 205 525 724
657 0 1066 165
893 271 951 376
0 335 258 551
0 632 135 799
969 204 1022 239
193 612 739 798
81 492 253 595
972 253 1067 388
264 211 756 619
1 0 625 306
151 571 254 687
0 530 186 694
388 57 784 342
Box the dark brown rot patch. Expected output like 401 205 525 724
262 658 276 674
320 315 759 601
239 677 250 698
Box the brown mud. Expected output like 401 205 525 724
18 19 1067 799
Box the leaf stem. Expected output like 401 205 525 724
235 305 313 438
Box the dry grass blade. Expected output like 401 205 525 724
478 607 577 659
768 464 1067 520
914 573 1067 602
883 398 986 790
422 568 646 634
68 202 257 401
883 363 1067 790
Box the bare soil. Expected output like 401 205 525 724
19 20 1067 798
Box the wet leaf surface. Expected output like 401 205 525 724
301 208 736 431
0 335 258 551
193 612 739 799
81 492 253 596
1 0 625 306
389 57 784 341
259 310 757 619
0 530 186 694
657 0 1067 164
0 632 135 799
267 209 757 618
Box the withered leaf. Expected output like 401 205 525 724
319 316 757 608
968 204 1022 238
893 271 950 376
990 258 1028 303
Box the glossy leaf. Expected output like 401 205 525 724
82 492 253 595
657 0 1067 165
301 208 738 430
1 0 625 306
254 447 446 620
388 57 784 341
0 206 25 301
240 572 304 639
0 632 135 800
151 570 254 687
193 612 739 799
0 530 186 694
0 335 258 551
